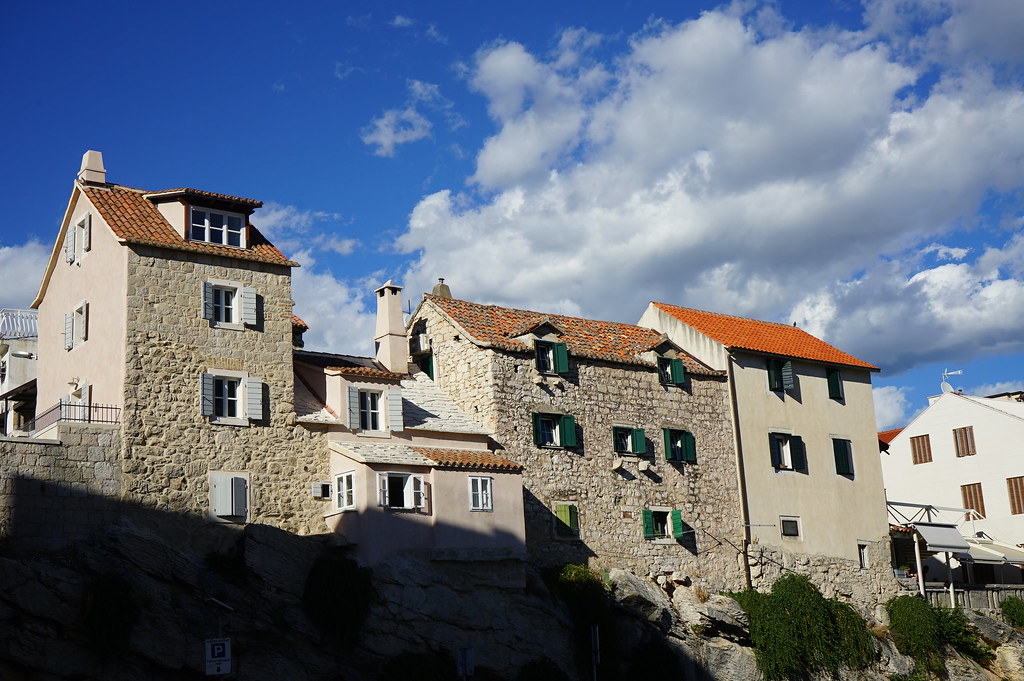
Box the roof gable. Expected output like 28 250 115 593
652 302 877 370
425 295 719 375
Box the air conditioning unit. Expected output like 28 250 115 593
410 333 431 355
311 482 332 499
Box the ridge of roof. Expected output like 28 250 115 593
424 294 721 375
83 184 297 267
294 349 404 380
142 187 262 207
651 302 877 370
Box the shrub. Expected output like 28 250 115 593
886 595 944 677
727 574 875 680
933 605 994 665
1001 595 1024 628
547 563 609 622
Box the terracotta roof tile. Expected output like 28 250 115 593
410 447 523 471
294 350 404 380
291 314 309 330
83 184 298 267
878 428 904 444
652 303 877 370
143 187 262 207
426 295 718 375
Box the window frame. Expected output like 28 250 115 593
663 428 697 463
612 426 646 455
768 358 794 392
769 432 806 471
554 502 580 537
534 340 569 375
469 476 493 512
657 356 686 386
910 434 933 464
953 426 977 457
826 367 844 400
1007 476 1024 515
65 213 92 264
832 438 854 476
961 482 986 519
336 471 356 510
780 515 801 538
202 280 256 329
209 470 250 523
359 390 382 431
377 472 427 510
533 412 577 448
200 369 263 426
190 207 247 248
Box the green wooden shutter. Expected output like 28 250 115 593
663 428 676 461
827 368 843 400
532 413 544 446
683 431 697 463
769 434 782 467
781 360 795 390
556 504 578 536
834 439 852 475
670 358 686 385
768 360 782 391
560 414 577 447
641 509 655 539
568 505 579 534
791 436 807 470
553 342 569 374
671 510 686 539
632 428 646 454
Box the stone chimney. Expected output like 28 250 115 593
77 150 106 185
431 278 452 298
374 280 408 373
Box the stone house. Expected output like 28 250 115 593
881 391 1024 584
638 303 896 597
407 289 748 591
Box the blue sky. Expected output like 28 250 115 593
1 0 1022 429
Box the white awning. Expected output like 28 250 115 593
912 522 971 553
957 539 1024 566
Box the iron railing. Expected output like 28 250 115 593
28 400 121 435
0 309 38 339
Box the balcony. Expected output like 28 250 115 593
0 309 38 339
27 400 121 436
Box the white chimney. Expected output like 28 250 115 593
374 280 408 373
78 150 106 185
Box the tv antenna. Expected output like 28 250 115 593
940 368 962 394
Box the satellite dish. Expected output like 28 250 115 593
941 368 963 394
940 381 954 393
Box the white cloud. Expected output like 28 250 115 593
289 249 376 356
334 62 363 80
252 202 342 238
966 380 1024 397
391 15 414 28
874 385 913 430
0 240 50 309
361 107 432 157
396 9 1024 378
425 23 448 45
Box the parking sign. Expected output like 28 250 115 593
205 638 231 675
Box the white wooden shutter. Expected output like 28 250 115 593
64 312 74 350
377 472 388 506
240 287 257 326
200 373 215 416
212 477 231 516
202 282 214 320
80 303 89 342
387 387 404 431
231 477 248 517
245 377 263 421
65 224 76 263
412 475 427 510
348 386 360 429
82 214 91 252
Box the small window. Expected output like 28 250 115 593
1008 476 1024 515
780 516 801 538
555 503 579 537
961 482 986 519
64 301 89 350
360 390 381 430
612 426 646 454
953 426 977 457
535 340 569 374
910 434 932 464
202 281 256 328
769 432 806 470
641 509 690 540
469 476 493 511
768 359 794 392
533 413 577 448
833 438 854 476
65 213 92 264
858 542 869 569
210 471 249 522
377 472 427 510
663 429 697 463
336 472 355 510
826 367 844 400
200 371 264 425
190 208 246 247
657 357 686 386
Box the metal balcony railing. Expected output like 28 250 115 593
0 309 38 339
28 400 121 435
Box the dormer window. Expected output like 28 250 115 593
535 340 569 374
657 357 686 386
190 208 246 248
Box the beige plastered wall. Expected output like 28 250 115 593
35 190 128 415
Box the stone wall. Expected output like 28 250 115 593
120 246 331 535
0 424 121 552
417 302 748 592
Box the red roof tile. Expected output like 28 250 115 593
291 314 309 330
411 447 523 471
83 184 298 267
878 428 904 444
295 350 404 380
426 295 719 375
652 303 877 370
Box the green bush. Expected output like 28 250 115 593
886 595 994 675
546 563 610 622
1000 595 1024 628
727 574 875 680
933 605 994 665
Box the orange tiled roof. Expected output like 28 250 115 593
878 428 904 444
83 184 298 267
652 303 877 370
411 447 523 471
291 314 309 330
426 295 719 375
294 350 404 380
143 187 263 207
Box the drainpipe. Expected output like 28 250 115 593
728 354 754 589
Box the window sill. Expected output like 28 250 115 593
324 508 355 518
357 429 391 439
470 508 494 513
211 322 245 331
211 416 250 427
651 538 675 545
